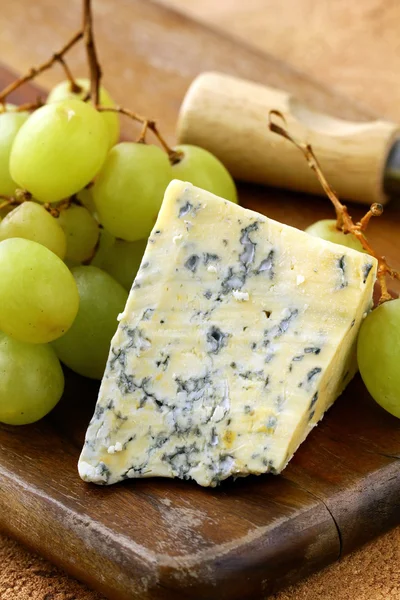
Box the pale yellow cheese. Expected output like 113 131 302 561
79 180 377 487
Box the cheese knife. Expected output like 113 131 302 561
177 72 400 206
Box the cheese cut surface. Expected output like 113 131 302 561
79 180 377 487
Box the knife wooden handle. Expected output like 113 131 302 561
177 72 400 205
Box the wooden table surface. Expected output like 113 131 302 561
162 0 400 122
0 1 399 599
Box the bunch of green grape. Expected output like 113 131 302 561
0 79 237 426
305 218 400 420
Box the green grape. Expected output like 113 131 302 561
47 78 120 148
57 204 99 263
0 202 67 259
10 98 108 203
92 143 172 241
53 266 128 379
94 236 147 291
0 104 29 196
0 205 13 220
77 187 97 217
0 238 79 344
91 227 116 268
0 333 64 425
306 219 364 252
357 298 400 419
171 144 237 204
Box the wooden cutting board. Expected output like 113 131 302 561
0 1 399 599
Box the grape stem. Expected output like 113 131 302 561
97 105 183 163
0 195 15 210
15 99 45 112
0 0 178 165
43 197 74 218
83 0 102 105
137 120 150 144
57 57 82 94
0 0 100 103
268 110 400 304
0 98 44 113
0 31 83 104
0 190 32 211
0 192 75 217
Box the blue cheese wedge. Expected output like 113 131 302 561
79 180 377 487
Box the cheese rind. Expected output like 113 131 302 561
79 180 377 487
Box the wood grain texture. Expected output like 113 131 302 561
0 0 377 130
159 0 400 123
0 0 399 598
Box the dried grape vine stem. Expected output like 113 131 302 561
0 190 32 211
0 0 175 162
0 31 83 104
83 0 101 104
268 110 400 304
0 192 75 217
15 100 45 112
0 0 100 104
0 99 44 113
97 106 182 163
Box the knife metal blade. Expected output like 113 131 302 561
384 139 400 197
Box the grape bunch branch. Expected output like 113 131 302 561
0 0 174 155
268 110 400 304
0 31 84 105
83 0 101 104
0 0 238 427
97 106 182 161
